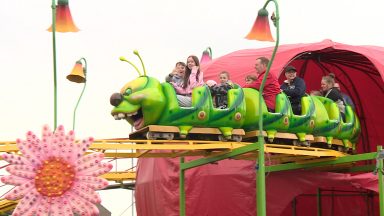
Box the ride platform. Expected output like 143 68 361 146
0 135 365 214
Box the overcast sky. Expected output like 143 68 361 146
1 0 384 215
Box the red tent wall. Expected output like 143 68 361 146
280 190 379 216
135 158 380 216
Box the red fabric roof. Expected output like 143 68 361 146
202 39 384 153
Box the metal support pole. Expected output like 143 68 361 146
377 146 384 216
256 1 280 215
51 0 58 129
331 189 334 216
317 188 322 216
365 191 370 216
178 141 260 216
180 157 186 216
292 197 297 216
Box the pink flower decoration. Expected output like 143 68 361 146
1 125 113 216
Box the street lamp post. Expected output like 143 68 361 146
245 1 280 215
67 58 88 131
48 0 79 129
50 0 58 129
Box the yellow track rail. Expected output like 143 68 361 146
0 139 345 166
0 139 345 159
0 199 17 214
0 139 347 212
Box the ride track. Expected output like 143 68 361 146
1 131 382 214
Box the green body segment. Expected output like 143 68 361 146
111 76 361 145
242 89 290 139
286 95 316 141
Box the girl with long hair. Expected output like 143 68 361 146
171 55 204 106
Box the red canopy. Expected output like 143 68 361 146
202 39 384 153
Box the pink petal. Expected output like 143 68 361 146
5 181 35 200
70 182 101 203
5 164 35 179
1 153 31 166
66 192 100 215
10 190 40 215
1 175 31 186
16 139 42 167
75 176 109 190
77 162 113 176
75 153 104 171
35 196 52 215
49 196 74 216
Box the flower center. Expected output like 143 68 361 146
35 157 75 197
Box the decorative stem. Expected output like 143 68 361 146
72 58 87 131
256 1 279 216
51 0 58 129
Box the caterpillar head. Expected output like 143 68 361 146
110 51 166 129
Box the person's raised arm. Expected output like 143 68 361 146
283 79 306 97
171 82 188 95
188 66 204 88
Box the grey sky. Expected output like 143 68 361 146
1 0 384 215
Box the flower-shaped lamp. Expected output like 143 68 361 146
200 47 212 64
245 8 274 41
67 58 88 130
67 60 86 83
47 0 79 33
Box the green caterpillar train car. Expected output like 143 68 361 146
110 75 361 149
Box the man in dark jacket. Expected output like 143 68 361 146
280 66 306 115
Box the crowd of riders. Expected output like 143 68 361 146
165 55 353 120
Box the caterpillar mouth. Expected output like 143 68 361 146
112 109 144 130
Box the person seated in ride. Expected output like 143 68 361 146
170 55 204 107
209 71 234 109
310 90 322 96
280 66 306 115
321 73 346 121
245 74 257 85
334 82 355 110
243 57 281 112
165 61 186 85
206 80 218 107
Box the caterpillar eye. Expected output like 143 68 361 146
124 88 132 96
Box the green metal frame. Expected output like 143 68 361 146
317 188 322 216
179 145 383 215
378 146 384 215
179 143 261 215
266 152 377 172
